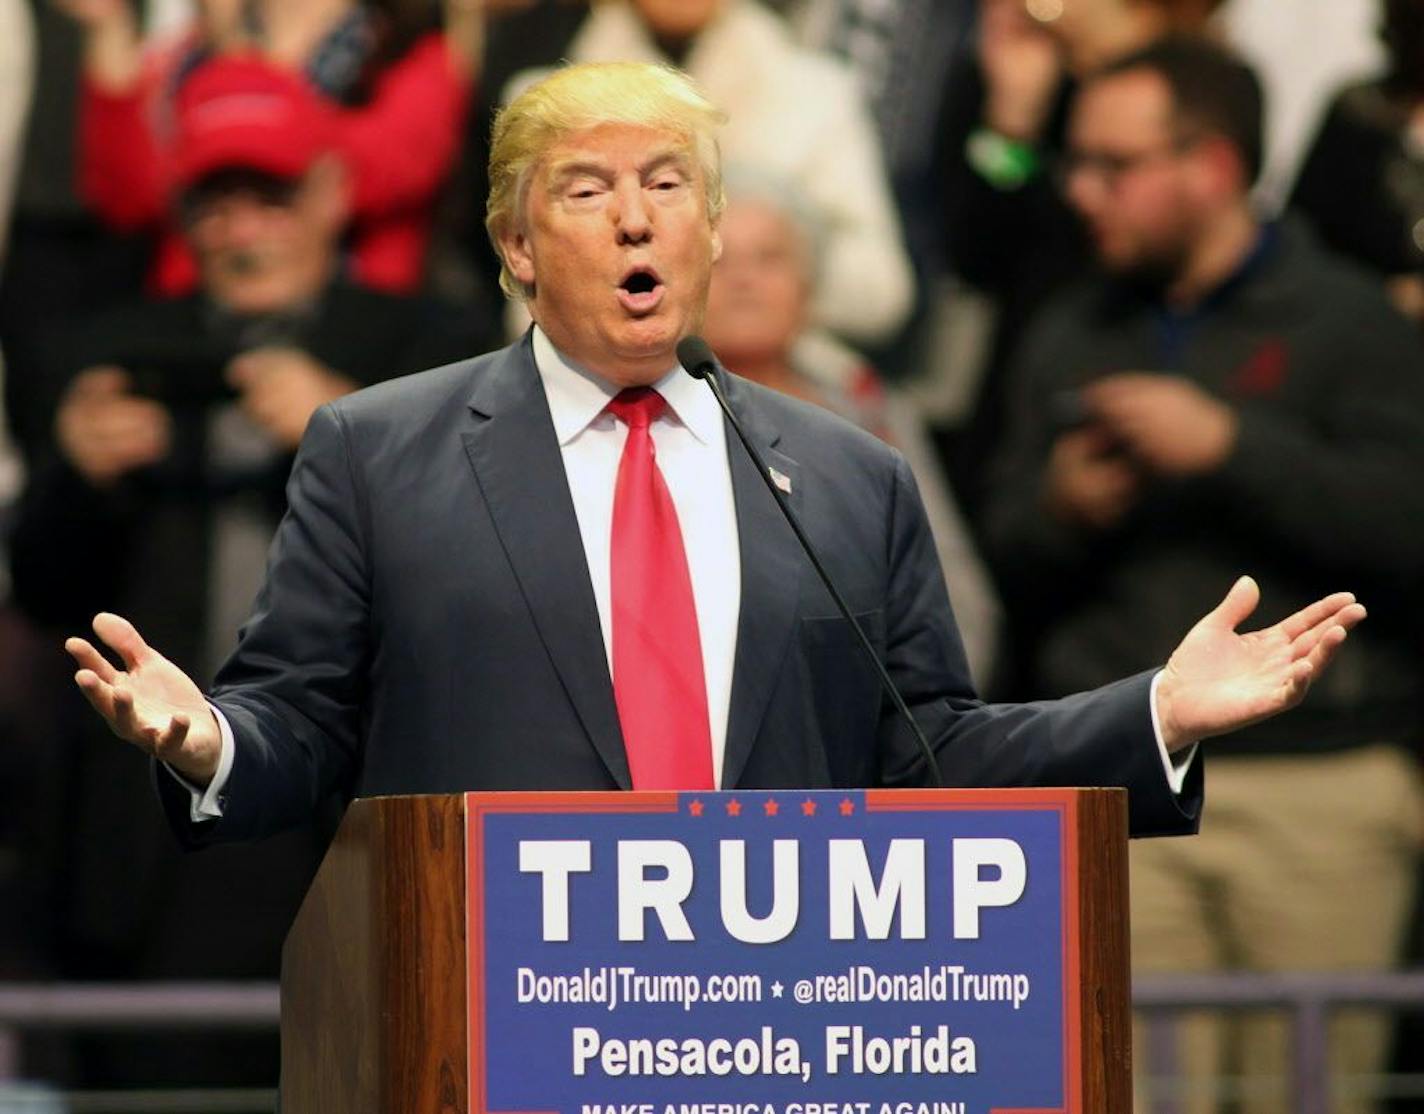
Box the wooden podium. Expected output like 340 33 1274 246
279 790 1132 1114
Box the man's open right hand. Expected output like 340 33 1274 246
65 613 222 786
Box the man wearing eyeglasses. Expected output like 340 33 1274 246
982 35 1424 1114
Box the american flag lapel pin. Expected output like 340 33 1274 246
769 466 792 495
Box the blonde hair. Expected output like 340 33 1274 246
486 61 728 300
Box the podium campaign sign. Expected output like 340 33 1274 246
465 789 1113 1114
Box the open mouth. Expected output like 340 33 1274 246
617 267 665 313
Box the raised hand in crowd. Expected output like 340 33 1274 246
978 0 1063 142
47 0 126 28
50 0 141 88
65 613 223 786
55 366 172 488
226 346 358 451
443 0 544 75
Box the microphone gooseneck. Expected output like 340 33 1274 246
676 336 944 788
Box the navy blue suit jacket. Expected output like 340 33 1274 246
161 334 1201 843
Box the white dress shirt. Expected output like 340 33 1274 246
531 326 742 784
176 327 1192 818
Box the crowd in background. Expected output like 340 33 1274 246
0 0 1420 1110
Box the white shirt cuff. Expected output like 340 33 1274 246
161 703 236 822
1149 670 1197 795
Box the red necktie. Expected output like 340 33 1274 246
607 387 715 790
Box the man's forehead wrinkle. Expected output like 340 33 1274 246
545 119 693 159
642 147 693 173
547 144 690 172
546 157 616 188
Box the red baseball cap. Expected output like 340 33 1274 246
172 55 337 190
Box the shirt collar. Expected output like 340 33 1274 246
531 324 721 446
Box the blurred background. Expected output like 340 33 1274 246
0 0 1420 1110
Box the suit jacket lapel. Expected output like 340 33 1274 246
460 338 631 788
719 370 803 789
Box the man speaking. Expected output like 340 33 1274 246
63 62 1362 844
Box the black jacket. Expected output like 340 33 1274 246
983 221 1424 755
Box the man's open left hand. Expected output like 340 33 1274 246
1155 577 1366 753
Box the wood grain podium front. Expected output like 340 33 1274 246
281 794 467 1113
278 790 1132 1114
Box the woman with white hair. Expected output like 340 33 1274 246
703 171 1001 686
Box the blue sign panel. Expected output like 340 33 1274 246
466 789 1082 1114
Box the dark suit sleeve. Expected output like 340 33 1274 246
878 454 1201 837
158 403 371 846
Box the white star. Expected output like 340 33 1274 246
771 981 784 999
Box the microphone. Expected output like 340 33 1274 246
676 336 944 789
